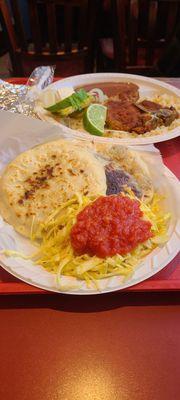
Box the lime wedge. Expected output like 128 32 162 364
83 104 107 136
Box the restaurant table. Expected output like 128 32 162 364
0 77 180 400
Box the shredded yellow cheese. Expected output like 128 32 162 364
30 191 170 288
1 191 170 289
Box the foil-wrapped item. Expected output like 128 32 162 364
27 65 55 90
0 66 55 118
0 81 37 117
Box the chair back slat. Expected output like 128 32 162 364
146 0 158 65
78 0 88 49
46 2 58 53
0 0 18 51
112 0 126 70
64 3 73 53
129 0 139 65
28 0 42 53
11 0 27 50
166 1 179 41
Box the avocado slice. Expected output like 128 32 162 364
46 89 92 116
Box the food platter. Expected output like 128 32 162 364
35 73 180 145
0 110 179 295
0 165 179 295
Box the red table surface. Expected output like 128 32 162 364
0 292 180 400
0 77 179 295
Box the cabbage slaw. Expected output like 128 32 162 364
29 191 170 289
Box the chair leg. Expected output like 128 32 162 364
96 45 105 72
9 51 24 76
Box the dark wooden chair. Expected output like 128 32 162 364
0 0 100 77
98 0 180 75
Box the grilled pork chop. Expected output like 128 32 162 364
106 101 158 134
137 100 179 127
106 99 179 134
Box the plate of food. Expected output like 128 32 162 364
35 73 180 145
0 113 179 294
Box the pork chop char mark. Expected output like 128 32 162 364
138 100 162 112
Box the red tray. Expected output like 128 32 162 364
0 253 179 294
0 78 179 294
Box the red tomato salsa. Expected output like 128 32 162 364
70 195 152 258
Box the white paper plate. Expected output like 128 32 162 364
0 166 179 295
36 73 180 145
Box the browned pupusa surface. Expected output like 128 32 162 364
0 140 106 238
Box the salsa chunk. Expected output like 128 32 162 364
70 195 152 258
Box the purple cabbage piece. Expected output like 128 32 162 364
105 164 142 198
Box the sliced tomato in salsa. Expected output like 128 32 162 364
70 195 152 258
